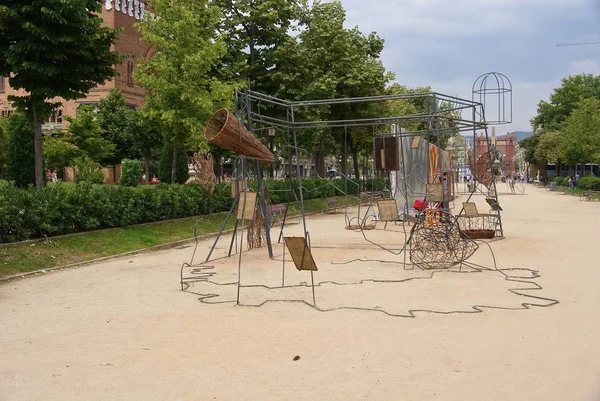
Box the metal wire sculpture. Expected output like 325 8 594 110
408 211 479 270
247 183 269 250
468 148 502 190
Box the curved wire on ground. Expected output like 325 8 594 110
180 236 559 317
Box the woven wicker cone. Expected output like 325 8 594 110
204 108 274 164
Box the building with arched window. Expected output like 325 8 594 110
474 129 517 175
0 3 150 129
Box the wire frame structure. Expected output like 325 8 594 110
472 72 512 125
184 88 506 305
408 211 479 270
233 88 504 246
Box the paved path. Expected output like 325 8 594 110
1 186 599 400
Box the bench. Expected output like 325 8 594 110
326 197 338 213
269 203 286 216
268 203 296 227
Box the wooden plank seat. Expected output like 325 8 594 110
326 197 338 213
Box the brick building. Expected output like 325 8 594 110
474 128 517 175
0 1 151 129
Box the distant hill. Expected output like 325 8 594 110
514 131 533 142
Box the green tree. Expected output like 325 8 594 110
530 74 600 132
272 0 390 178
43 130 82 173
0 0 124 188
136 0 237 184
5 112 35 187
97 88 136 165
0 117 8 179
66 106 115 165
127 108 162 183
214 0 300 92
158 145 189 184
534 131 565 175
562 98 600 165
519 135 541 165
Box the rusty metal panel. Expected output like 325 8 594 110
236 191 257 221
284 237 318 271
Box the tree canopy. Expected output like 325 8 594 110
0 0 124 187
530 74 600 132
97 89 136 165
525 74 600 171
562 98 600 165
136 0 238 183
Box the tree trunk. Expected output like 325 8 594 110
32 106 45 188
316 129 326 177
144 151 150 184
269 139 274 178
341 130 348 176
171 146 178 184
215 152 222 183
349 136 360 182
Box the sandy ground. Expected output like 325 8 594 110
1 185 599 401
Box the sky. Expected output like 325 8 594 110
340 0 600 133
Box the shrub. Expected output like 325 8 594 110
120 158 143 187
576 176 600 190
73 156 105 184
5 112 35 187
0 182 234 243
0 176 365 244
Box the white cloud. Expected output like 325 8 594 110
341 0 593 37
567 59 600 75
332 0 600 133
425 77 563 132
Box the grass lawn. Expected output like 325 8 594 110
556 186 600 200
0 195 358 278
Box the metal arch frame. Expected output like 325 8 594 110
472 72 513 125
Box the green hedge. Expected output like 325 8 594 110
251 177 385 204
0 181 233 243
576 176 600 190
0 177 386 243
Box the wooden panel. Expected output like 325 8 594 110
426 184 443 202
231 179 247 198
485 198 503 211
411 135 421 149
377 199 399 222
236 191 257 221
462 202 479 217
374 137 398 171
284 237 318 271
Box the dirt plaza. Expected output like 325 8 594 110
1 186 599 401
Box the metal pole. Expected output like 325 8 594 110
205 197 238 263
236 159 247 305
282 241 286 288
291 105 308 235
243 89 274 258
